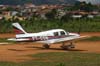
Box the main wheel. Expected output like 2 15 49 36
61 45 71 50
43 44 50 49
61 44 75 50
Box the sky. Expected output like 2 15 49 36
78 0 100 4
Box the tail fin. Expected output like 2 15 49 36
12 23 27 34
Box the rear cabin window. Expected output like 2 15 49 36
66 32 69 35
54 32 59 36
60 31 65 36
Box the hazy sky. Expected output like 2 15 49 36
78 0 100 4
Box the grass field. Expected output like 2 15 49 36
0 35 100 66
0 52 100 66
80 36 100 41
0 38 16 43
0 17 100 33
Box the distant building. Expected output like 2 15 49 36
72 15 82 18
24 3 36 8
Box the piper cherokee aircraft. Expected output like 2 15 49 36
8 23 86 49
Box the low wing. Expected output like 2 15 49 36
8 35 89 44
38 36 89 44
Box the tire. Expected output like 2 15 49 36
61 45 73 50
43 44 50 49
61 45 69 50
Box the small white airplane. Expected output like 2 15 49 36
8 23 86 49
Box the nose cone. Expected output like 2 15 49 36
69 33 80 37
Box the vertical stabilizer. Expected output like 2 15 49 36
12 23 27 34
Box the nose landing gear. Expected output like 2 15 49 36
43 44 50 49
61 42 75 50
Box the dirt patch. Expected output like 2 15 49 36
80 32 100 37
0 33 15 38
0 41 100 62
0 32 99 62
0 43 65 62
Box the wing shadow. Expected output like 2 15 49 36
26 46 87 51
8 49 25 51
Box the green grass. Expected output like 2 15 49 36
80 36 100 41
0 38 16 43
0 17 100 33
0 52 100 66
31 52 100 66
0 38 9 42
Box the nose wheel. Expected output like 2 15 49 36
43 44 50 49
61 42 75 50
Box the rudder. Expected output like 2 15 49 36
12 23 27 34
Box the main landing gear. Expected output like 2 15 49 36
43 42 75 50
43 44 50 49
60 42 75 50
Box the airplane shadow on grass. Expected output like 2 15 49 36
26 46 87 52
8 49 26 51
7 45 87 52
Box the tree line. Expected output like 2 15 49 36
0 1 100 33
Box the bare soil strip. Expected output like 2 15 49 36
0 32 99 62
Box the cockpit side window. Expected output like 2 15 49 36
60 31 65 36
67 32 69 35
54 32 59 36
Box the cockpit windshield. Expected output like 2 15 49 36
53 30 67 36
60 31 65 36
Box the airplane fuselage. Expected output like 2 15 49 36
8 23 85 49
8 29 80 44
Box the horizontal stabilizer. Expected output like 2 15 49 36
8 38 30 41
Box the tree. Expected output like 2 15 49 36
4 7 16 11
61 13 72 22
71 1 98 12
45 9 57 20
